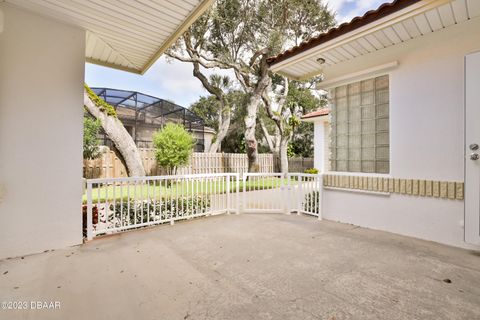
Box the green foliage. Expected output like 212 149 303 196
289 122 314 157
108 196 211 226
304 168 319 174
83 111 102 160
222 131 246 153
153 123 196 173
190 95 220 130
304 191 320 213
287 81 322 157
84 84 117 117
286 81 322 115
205 0 336 58
287 144 296 158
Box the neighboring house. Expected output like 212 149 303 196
0 0 213 259
269 0 480 249
91 88 216 152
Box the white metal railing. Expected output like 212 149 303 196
85 173 239 240
84 172 322 240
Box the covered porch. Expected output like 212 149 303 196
1 213 479 319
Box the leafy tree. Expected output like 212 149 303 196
190 95 219 130
288 122 314 158
168 0 335 172
83 112 102 160
184 74 234 152
289 91 328 157
190 89 249 153
260 80 323 170
153 123 196 174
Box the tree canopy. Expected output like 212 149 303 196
169 0 335 171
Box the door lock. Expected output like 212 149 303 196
471 153 479 161
469 143 479 151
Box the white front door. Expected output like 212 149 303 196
465 51 480 245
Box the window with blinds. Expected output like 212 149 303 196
329 75 389 173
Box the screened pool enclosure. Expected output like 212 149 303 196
91 88 206 151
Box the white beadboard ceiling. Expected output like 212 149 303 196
271 0 480 80
7 0 213 74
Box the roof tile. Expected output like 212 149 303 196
267 0 421 66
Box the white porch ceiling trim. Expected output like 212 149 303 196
7 0 214 74
317 61 399 89
271 0 480 80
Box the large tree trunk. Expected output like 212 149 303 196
244 93 261 172
208 103 230 153
260 77 294 174
259 118 282 171
84 90 146 177
279 137 289 174
243 57 271 172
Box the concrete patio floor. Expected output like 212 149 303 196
1 213 479 320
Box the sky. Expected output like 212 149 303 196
85 0 390 108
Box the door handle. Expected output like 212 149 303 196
471 153 479 160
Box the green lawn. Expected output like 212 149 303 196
82 177 295 204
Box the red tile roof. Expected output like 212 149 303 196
301 108 330 119
267 0 421 66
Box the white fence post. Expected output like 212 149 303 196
284 173 290 215
86 182 93 241
318 174 323 220
235 173 240 214
242 173 247 214
226 175 231 214
298 175 303 215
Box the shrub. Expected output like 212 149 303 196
83 112 102 160
303 191 320 213
304 168 319 174
153 123 196 174
106 196 211 227
82 205 99 237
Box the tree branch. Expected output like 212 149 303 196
261 85 281 123
249 47 269 67
258 117 275 152
277 76 289 112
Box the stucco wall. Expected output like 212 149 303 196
313 119 330 172
319 17 480 249
0 4 85 258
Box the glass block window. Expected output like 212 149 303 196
329 75 389 173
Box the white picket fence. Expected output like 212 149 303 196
84 173 322 240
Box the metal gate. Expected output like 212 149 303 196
242 173 323 218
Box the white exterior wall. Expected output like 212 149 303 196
320 17 480 249
313 122 324 171
312 118 330 172
0 4 85 258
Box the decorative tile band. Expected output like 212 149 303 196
323 175 464 200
